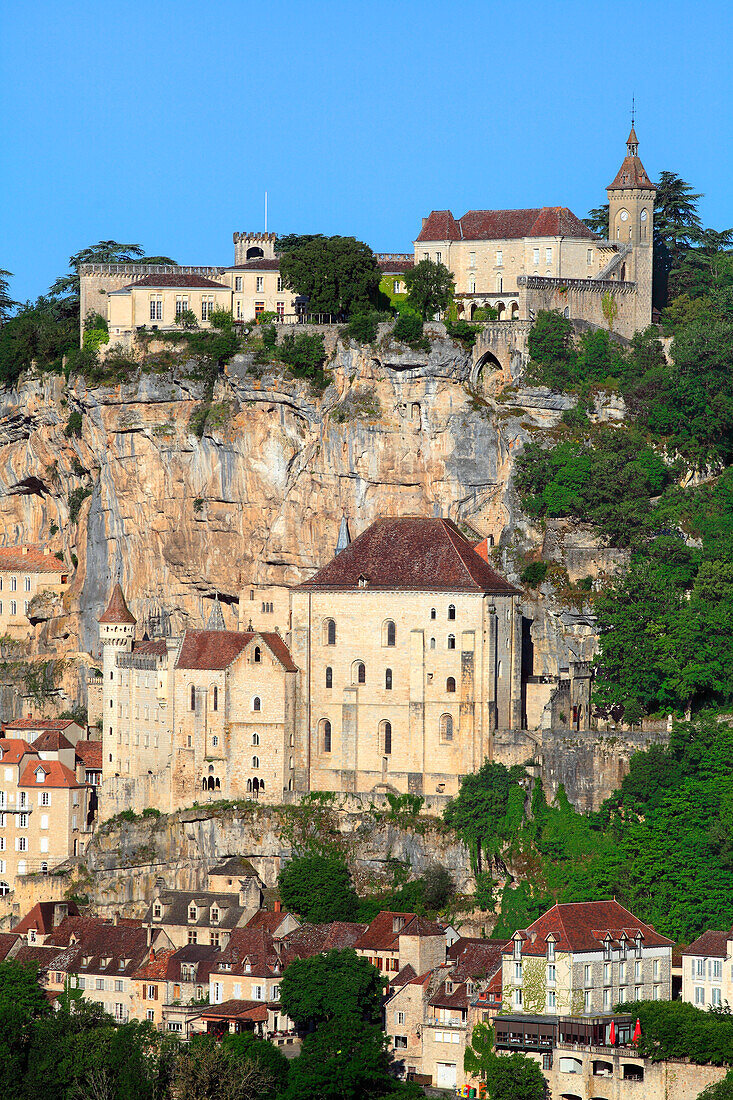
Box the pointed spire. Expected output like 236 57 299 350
99 582 136 625
336 516 351 555
206 594 225 631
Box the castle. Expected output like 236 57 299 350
80 128 656 348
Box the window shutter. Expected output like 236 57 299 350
142 985 146 1000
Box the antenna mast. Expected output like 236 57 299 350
264 191 268 234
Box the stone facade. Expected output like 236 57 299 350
0 546 69 640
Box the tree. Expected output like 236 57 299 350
443 760 528 872
279 949 384 1032
49 242 176 306
172 1039 274 1100
698 1069 733 1099
584 204 609 236
403 259 454 320
279 236 381 316
0 270 16 322
221 1033 289 1098
654 172 704 307
464 1024 547 1099
278 854 359 922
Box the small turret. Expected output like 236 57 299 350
99 583 136 626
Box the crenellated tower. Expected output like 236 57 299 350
99 583 136 778
232 232 277 266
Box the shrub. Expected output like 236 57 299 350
209 308 234 332
68 486 92 523
445 319 480 348
261 324 278 351
345 312 379 344
520 561 549 587
278 333 327 381
64 411 83 438
393 311 424 345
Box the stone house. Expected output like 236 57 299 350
142 865 266 950
503 900 673 1017
353 911 447 977
106 273 232 342
0 546 69 639
682 927 733 1010
290 516 522 799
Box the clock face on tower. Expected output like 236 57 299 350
620 210 629 222
640 210 648 221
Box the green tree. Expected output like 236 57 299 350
443 760 527 872
654 172 704 307
172 1038 273 1100
279 949 384 1032
278 854 359 922
221 1033 289 1098
403 259 454 320
0 269 16 322
698 1069 733 1099
464 1024 547 1099
583 204 609 236
279 236 381 316
49 241 176 306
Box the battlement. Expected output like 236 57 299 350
78 264 224 276
518 274 636 293
232 232 277 265
232 231 276 244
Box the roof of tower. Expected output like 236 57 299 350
98 583 136 625
608 128 656 191
627 125 639 146
415 206 595 243
206 598 226 631
297 517 519 594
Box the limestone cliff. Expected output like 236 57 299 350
0 323 599 708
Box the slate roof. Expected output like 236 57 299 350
33 729 73 752
683 930 733 958
144 890 248 929
416 207 595 243
298 517 518 595
12 901 80 936
447 937 505 981
175 629 297 672
19 760 83 789
507 901 674 956
280 921 366 962
99 583 136 625
75 741 102 769
0 547 67 573
125 274 229 289
0 738 33 764
354 911 444 953
132 639 168 657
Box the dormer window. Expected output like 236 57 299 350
35 768 45 783
153 903 162 919
547 939 556 961
211 908 219 924
513 937 522 960
603 938 613 961
621 935 628 959
392 917 405 933
445 981 453 994
28 929 37 943
119 959 127 970
635 933 643 957
82 956 92 966
245 960 252 973
358 574 369 588
188 905 197 922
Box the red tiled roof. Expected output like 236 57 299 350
429 978 468 1010
200 999 269 1020
507 901 674 956
392 963 417 985
19 760 83 789
280 921 366 963
608 155 655 191
12 901 79 936
33 729 73 751
215 929 280 977
416 207 595 243
126 274 229 289
3 719 77 732
99 583 136 625
683 930 732 958
0 738 33 764
0 546 67 574
75 740 102 769
377 258 414 274
298 517 518 594
447 937 505 981
227 259 281 272
133 948 176 981
243 911 294 936
176 629 296 672
354 912 444 953
133 639 168 656
0 932 19 959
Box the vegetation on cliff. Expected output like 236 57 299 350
444 713 733 943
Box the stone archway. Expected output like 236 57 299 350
246 246 264 260
470 349 504 391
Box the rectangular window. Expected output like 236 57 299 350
533 247 540 265
254 302 265 317
514 962 522 982
587 249 593 265
713 959 723 979
653 984 660 1000
653 959 660 980
435 252 442 264
256 276 264 292
276 301 285 318
115 980 124 992
514 989 522 1007
604 962 610 983
547 965 556 984
277 277 283 292
234 277 242 291
10 601 16 616
696 958 705 978
19 813 28 828
24 577 31 592
603 987 611 1009
96 978 105 990
469 251 476 267
16 837 27 851
635 960 642 981
712 988 722 1007
188 930 197 944
545 247 552 264
40 791 50 806
495 249 503 266
201 297 214 321
547 990 556 1009
149 298 163 321
584 964 591 986
175 296 189 316
396 1011 405 1025
584 990 591 1011
619 961 626 984
253 985 263 1000
695 986 705 1005
618 987 626 1004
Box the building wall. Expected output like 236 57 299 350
107 284 231 342
683 944 733 1009
290 588 521 798
534 1046 727 1100
222 270 296 323
0 564 68 639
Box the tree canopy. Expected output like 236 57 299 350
403 259 454 320
278 854 359 923
279 948 384 1031
278 236 381 316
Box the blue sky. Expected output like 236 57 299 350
2 0 731 303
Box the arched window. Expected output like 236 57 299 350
212 735 219 747
353 661 366 684
430 608 436 620
385 668 392 690
430 638 436 650
252 756 260 769
440 714 454 742
190 685 196 711
212 685 218 711
207 776 215 790
254 646 261 663
247 779 252 792
252 733 260 746
321 719 332 753
325 666 332 689
446 676 456 693
383 620 396 647
447 634 456 650
497 659 503 679
40 862 48 874
260 780 265 791
215 778 220 789
253 696 261 712
380 720 392 755
324 619 336 645
202 779 207 791
448 604 456 620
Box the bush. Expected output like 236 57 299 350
261 324 278 351
64 410 83 438
393 312 424 345
520 561 549 587
278 333 327 382
278 855 359 922
209 308 234 332
345 312 379 344
68 485 92 523
445 319 480 348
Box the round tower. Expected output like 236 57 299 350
99 584 136 777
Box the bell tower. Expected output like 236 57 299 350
99 583 136 779
607 119 656 327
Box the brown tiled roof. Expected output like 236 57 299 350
416 207 595 243
429 978 468 1010
33 729 73 751
19 760 82 789
133 639 167 656
126 274 228 289
210 855 260 879
166 944 221 982
683 930 732 958
243 910 294 936
447 937 505 981
99 583 136 625
298 517 518 594
0 932 19 959
46 918 151 976
377 258 414 274
13 944 65 969
75 740 102 769
200 999 269 1020
215 929 280 977
227 259 281 272
608 155 655 191
0 738 33 763
507 901 674 956
176 629 296 672
133 948 176 981
392 963 417 986
0 547 66 574
12 901 79 936
280 921 366 963
354 911 444 953
4 719 78 733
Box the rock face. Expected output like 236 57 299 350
0 327 595 697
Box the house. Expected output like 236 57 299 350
353 911 447 977
682 927 733 1009
11 900 80 942
503 900 673 1016
3 718 85 745
74 739 102 787
143 876 266 950
107 273 232 341
0 546 69 639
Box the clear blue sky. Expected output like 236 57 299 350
2 0 731 304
